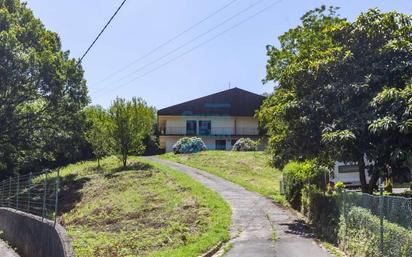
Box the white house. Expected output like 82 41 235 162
330 162 372 186
157 87 266 152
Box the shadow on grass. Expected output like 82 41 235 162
58 174 90 215
105 162 154 179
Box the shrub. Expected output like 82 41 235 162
334 181 345 192
173 137 207 154
282 160 328 210
338 206 412 257
301 186 340 243
231 138 257 151
384 178 393 193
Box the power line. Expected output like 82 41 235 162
92 0 241 85
94 0 282 100
91 0 267 95
78 0 128 66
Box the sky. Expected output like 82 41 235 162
25 0 412 109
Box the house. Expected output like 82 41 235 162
330 162 372 186
331 159 412 186
157 87 266 152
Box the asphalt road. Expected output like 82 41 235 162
146 156 333 257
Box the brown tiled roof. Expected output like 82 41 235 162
158 87 265 117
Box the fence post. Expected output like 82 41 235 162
378 178 384 254
341 190 345 217
27 172 32 212
16 174 19 209
0 181 3 206
54 169 60 227
8 177 11 207
42 171 48 221
0 181 2 206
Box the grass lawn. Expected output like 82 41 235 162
56 156 231 257
162 151 285 204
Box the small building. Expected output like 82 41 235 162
330 162 371 186
157 87 266 152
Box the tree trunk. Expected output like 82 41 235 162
123 153 127 167
97 158 100 168
358 155 368 193
368 172 379 194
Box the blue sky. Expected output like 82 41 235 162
26 0 412 109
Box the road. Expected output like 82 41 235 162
146 156 333 257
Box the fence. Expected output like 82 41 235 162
0 170 60 226
340 190 412 256
342 191 412 230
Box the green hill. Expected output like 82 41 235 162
57 156 230 257
163 151 285 204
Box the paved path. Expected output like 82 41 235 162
146 156 332 257
0 239 19 257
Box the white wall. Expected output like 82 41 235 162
331 161 372 186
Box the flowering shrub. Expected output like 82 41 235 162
231 138 257 151
173 137 207 154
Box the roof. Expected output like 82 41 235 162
157 87 265 117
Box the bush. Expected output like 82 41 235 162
334 181 345 192
173 137 207 154
282 160 328 210
301 186 340 243
339 206 412 257
384 178 393 193
231 138 257 151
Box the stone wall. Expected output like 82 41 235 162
0 208 74 257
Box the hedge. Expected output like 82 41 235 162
301 186 340 243
339 206 412 257
282 160 328 210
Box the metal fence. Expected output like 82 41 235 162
342 191 412 230
0 170 60 226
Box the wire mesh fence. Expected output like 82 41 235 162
0 170 60 226
342 191 412 230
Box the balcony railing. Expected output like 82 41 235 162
158 127 259 136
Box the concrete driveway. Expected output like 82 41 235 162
145 156 333 257
0 239 19 257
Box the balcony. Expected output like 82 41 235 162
158 127 259 136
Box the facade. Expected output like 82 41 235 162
330 162 371 186
331 160 412 186
157 87 266 152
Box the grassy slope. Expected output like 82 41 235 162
162 151 285 204
57 156 231 257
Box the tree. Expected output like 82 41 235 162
0 0 89 177
109 98 155 167
259 6 412 193
84 106 113 168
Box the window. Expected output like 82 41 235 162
198 120 211 135
338 165 359 174
186 120 197 135
215 140 226 150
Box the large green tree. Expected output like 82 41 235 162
259 6 412 193
84 106 113 168
0 0 89 176
109 97 155 167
